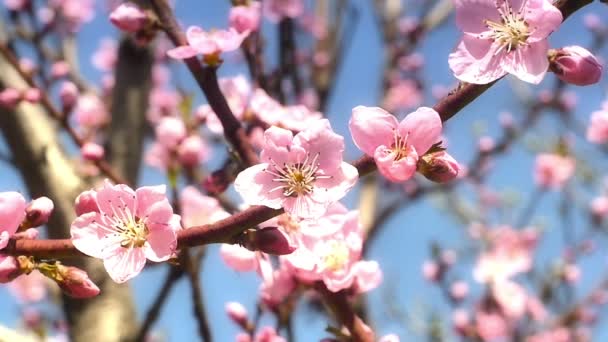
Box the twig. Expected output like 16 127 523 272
181 249 213 342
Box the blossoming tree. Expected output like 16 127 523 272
0 0 605 341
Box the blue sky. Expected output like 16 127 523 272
1 0 608 340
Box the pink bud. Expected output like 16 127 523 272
562 264 580 284
551 46 603 86
583 14 603 32
22 88 41 103
4 0 29 11
178 135 208 167
74 190 99 216
591 196 608 218
19 58 36 74
244 227 296 255
450 281 469 301
422 260 440 282
50 61 70 79
13 228 39 240
0 88 22 109
156 117 186 148
59 81 79 109
25 196 54 228
229 2 261 34
225 301 248 327
0 255 21 283
57 265 100 298
418 151 460 183
81 142 105 161
109 3 149 33
452 309 470 335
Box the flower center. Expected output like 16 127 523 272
322 240 350 272
390 130 415 161
105 203 149 249
484 2 530 54
266 152 330 197
278 214 300 234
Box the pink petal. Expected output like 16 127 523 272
135 185 167 219
186 26 218 55
398 107 442 155
0 191 26 239
501 40 549 84
71 212 112 258
234 163 285 209
293 119 345 172
353 260 382 293
454 0 500 35
213 28 247 52
312 162 359 203
0 231 10 250
374 146 418 182
142 200 174 230
144 226 177 262
103 246 147 283
282 195 326 220
448 39 507 84
96 181 136 219
349 106 397 156
166 46 199 59
220 244 258 271
524 0 563 42
260 126 294 167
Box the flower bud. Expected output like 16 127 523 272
225 301 248 327
550 46 603 86
0 255 21 283
25 196 54 228
229 2 261 34
418 151 460 183
242 227 296 255
178 135 207 167
156 117 186 148
74 190 99 216
81 142 105 161
56 265 100 298
22 88 41 103
109 3 149 33
450 281 469 301
51 61 70 79
59 81 79 109
0 88 22 109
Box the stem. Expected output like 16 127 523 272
181 249 213 342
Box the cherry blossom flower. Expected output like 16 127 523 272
250 89 322 132
167 26 248 60
382 79 423 112
0 191 26 250
91 38 117 72
587 108 608 144
534 153 575 189
180 186 229 228
550 46 602 86
109 3 149 33
203 75 252 134
349 106 444 182
234 119 358 219
70 181 180 283
73 94 109 128
229 1 261 33
7 271 47 303
449 0 563 84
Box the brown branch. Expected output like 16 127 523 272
148 0 259 167
180 249 213 342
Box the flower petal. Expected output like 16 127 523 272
166 46 199 59
501 40 549 84
234 163 285 209
103 246 147 283
448 38 507 84
398 107 442 155
349 106 397 156
144 226 177 262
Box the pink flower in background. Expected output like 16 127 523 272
70 181 180 283
534 153 575 189
220 244 258 272
81 142 105 161
382 79 422 112
25 196 54 228
204 75 252 134
49 0 95 32
178 135 210 167
155 117 187 149
0 191 26 249
229 1 261 34
250 89 322 131
349 106 443 182
91 38 117 72
74 94 109 128
234 119 358 219
109 3 149 33
449 0 562 84
492 280 527 318
7 271 47 303
167 27 248 60
263 0 303 22
587 108 608 144
4 0 28 11
475 310 509 341
180 186 229 228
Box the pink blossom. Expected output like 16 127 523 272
591 196 608 217
250 89 322 131
74 94 109 128
587 108 608 144
243 227 296 255
179 186 229 228
49 0 95 32
259 265 295 308
91 38 117 72
263 0 303 22
178 135 210 167
147 88 180 124
378 334 400 342
235 119 358 219
167 26 248 60
51 61 70 79
418 150 461 183
70 181 180 283
74 190 99 216
550 46 602 86
526 328 571 342
109 3 149 33
230 2 261 33
349 106 442 182
59 81 79 108
226 301 249 326
203 76 252 134
492 280 527 318
422 260 440 282
534 153 575 189
55 265 100 298
144 142 171 172
155 117 187 148
0 191 26 249
220 244 258 272
449 0 563 84
0 88 22 109
25 196 54 228
382 79 422 112
475 310 509 341
7 270 47 303
0 255 21 283
474 226 537 283
450 281 469 301
81 142 105 161
4 0 28 11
